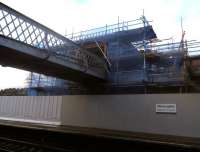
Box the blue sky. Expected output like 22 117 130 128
0 0 200 89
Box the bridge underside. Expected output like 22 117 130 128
0 36 106 83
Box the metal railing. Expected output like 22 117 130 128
67 17 150 41
0 2 107 71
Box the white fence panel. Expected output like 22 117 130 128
0 96 62 125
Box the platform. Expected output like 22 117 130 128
0 119 199 151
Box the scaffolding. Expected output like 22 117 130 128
26 72 67 88
67 18 150 42
27 16 200 95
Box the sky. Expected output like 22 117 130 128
0 0 200 89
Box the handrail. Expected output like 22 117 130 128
66 18 150 41
0 2 107 71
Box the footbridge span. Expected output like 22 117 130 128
0 3 108 83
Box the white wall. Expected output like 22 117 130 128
0 94 199 138
61 94 200 138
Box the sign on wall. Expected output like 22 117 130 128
156 104 176 114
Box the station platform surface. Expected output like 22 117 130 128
0 119 199 150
